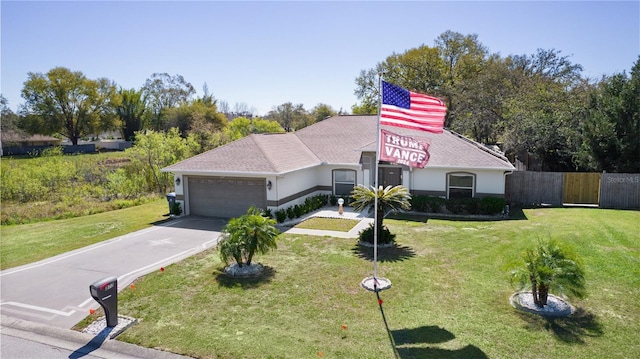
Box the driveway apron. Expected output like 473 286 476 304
0 217 224 329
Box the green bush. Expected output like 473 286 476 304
480 197 506 214
170 202 182 215
410 195 428 212
358 223 396 246
426 196 446 213
286 207 296 220
275 209 287 223
329 195 337 206
446 197 480 214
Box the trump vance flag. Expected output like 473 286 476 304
379 129 431 169
380 81 447 134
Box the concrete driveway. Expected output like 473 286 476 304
0 217 225 329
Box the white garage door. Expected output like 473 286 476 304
187 177 266 218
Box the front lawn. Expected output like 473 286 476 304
0 199 168 269
108 208 639 358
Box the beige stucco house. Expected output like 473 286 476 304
162 115 515 218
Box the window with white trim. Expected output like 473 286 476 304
447 173 475 199
333 170 356 196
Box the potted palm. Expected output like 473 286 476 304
218 206 279 276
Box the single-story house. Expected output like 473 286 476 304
1 131 61 156
162 115 515 218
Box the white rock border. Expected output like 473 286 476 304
510 291 575 317
224 263 264 277
357 241 396 248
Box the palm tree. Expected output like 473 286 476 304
219 206 279 268
350 185 412 242
511 239 586 307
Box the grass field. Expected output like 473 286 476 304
294 217 361 232
80 207 639 359
0 199 168 269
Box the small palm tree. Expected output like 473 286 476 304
511 239 586 307
350 185 412 242
219 206 279 268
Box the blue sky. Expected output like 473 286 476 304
2 1 638 116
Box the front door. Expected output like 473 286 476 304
378 167 402 187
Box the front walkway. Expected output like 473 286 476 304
279 206 373 238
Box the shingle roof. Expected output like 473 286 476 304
163 115 514 174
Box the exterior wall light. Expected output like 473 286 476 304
175 177 181 186
267 180 272 191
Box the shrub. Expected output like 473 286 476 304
286 206 296 220
426 196 446 213
170 202 182 215
275 209 287 223
358 223 396 246
446 197 480 214
410 195 428 212
480 197 506 214
329 195 337 206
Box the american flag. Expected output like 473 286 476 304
380 81 447 133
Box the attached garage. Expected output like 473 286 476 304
187 176 266 218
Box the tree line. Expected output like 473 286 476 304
2 30 638 173
353 30 639 173
1 71 342 154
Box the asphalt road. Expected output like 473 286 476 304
0 216 225 329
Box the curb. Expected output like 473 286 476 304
1 315 192 359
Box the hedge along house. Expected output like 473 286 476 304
161 115 515 218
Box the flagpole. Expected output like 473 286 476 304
361 75 391 293
373 73 382 281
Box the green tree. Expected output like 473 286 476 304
310 103 337 123
580 57 640 172
225 116 284 141
351 101 378 115
218 206 279 268
267 102 310 131
499 49 586 171
165 100 227 138
126 128 199 193
511 239 586 307
20 67 119 145
116 88 148 141
350 185 411 243
1 95 26 139
142 73 195 131
353 45 446 115
252 117 284 134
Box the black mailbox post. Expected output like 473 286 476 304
89 276 118 327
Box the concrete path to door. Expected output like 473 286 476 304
0 217 225 329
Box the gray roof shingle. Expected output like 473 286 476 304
163 115 514 174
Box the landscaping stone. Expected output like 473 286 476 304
510 291 574 317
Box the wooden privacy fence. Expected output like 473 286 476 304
505 171 640 209
600 173 640 209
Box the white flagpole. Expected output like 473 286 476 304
374 74 383 280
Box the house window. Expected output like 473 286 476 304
333 170 356 196
447 173 475 199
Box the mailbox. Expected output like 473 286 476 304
89 276 118 327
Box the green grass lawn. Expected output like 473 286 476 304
0 199 168 269
93 207 639 359
294 217 361 232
